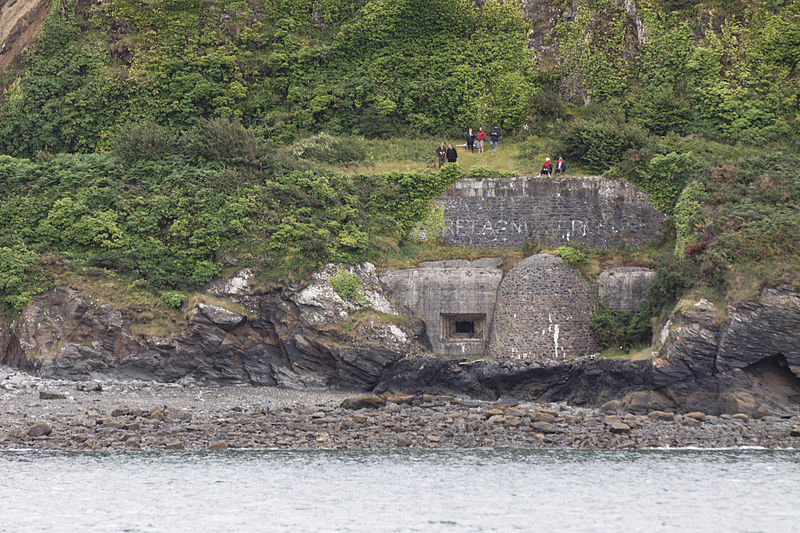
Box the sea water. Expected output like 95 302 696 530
1 449 798 532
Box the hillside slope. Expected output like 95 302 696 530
0 0 797 154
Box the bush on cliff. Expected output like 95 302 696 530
632 152 705 215
558 118 647 173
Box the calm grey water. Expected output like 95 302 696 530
1 449 798 532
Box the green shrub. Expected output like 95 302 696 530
411 203 446 242
0 244 42 311
633 152 704 214
110 121 177 164
182 118 260 166
590 301 640 351
674 180 707 257
559 119 647 173
160 291 185 309
465 165 491 179
328 268 365 303
553 246 589 266
628 85 693 136
292 134 367 165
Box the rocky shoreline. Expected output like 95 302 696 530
2 366 799 452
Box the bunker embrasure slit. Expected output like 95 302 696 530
441 313 486 341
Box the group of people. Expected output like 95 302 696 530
537 156 566 177
436 127 567 177
465 126 501 153
436 126 502 167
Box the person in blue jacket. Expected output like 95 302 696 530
465 128 475 152
489 126 500 151
555 156 566 175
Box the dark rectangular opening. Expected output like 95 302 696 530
441 313 486 341
455 321 475 335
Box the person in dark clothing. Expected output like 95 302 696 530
555 156 566 175
465 128 475 152
539 157 553 177
436 142 447 168
475 128 485 153
489 126 500 151
446 144 458 163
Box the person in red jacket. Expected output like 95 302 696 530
538 157 553 177
475 128 486 153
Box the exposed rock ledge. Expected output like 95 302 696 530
0 263 429 390
0 0 49 70
1 266 799 417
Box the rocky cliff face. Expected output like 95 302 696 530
2 268 799 416
0 0 48 70
0 264 429 391
640 287 800 416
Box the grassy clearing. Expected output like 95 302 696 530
600 345 655 360
300 136 589 177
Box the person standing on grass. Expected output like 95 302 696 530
465 128 475 152
446 143 458 163
555 156 566 175
489 126 500 151
475 128 486 153
436 142 447 168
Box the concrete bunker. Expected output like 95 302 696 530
380 259 503 358
597 266 656 312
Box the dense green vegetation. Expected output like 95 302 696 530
0 118 461 310
1 0 799 356
1 0 798 154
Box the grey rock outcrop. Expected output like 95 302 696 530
380 258 503 358
644 286 800 416
654 288 800 384
203 268 253 297
0 0 49 69
0 264 428 391
376 355 650 405
196 303 245 331
295 263 397 327
597 266 656 312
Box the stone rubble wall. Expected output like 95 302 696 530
487 254 597 360
435 176 665 249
